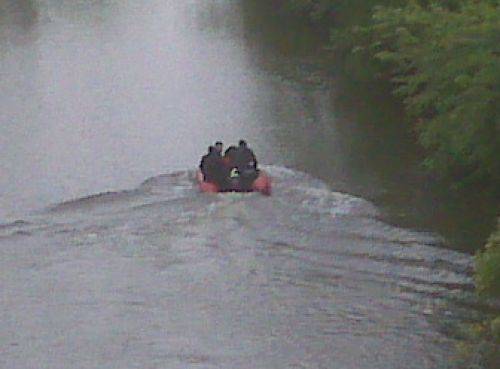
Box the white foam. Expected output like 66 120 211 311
284 185 379 218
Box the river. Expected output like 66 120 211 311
0 1 489 368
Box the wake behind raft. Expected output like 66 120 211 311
196 169 271 196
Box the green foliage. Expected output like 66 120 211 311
446 225 500 367
453 238 500 368
254 0 500 191
475 219 500 298
363 1 500 189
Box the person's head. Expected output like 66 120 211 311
214 141 223 153
238 139 247 147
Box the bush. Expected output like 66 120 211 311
475 219 500 298
250 0 500 193
364 1 500 190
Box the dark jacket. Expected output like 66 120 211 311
234 146 257 171
200 151 226 184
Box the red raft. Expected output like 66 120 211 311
196 170 271 196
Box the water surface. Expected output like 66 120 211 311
0 1 488 368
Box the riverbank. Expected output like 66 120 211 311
459 220 500 369
238 0 499 253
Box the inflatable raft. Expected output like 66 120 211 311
196 169 271 196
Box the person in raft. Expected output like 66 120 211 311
199 145 227 188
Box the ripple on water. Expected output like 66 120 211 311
0 166 481 369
